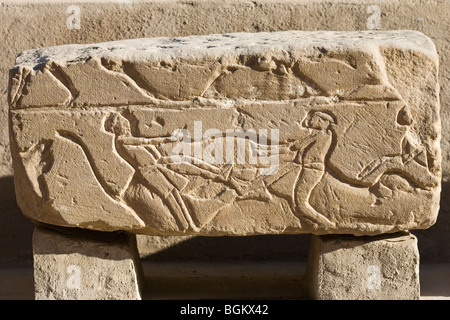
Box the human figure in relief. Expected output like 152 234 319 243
105 113 237 232
289 110 337 228
105 113 195 232
356 105 439 189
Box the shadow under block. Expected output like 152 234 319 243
32 226 143 300
306 232 420 300
8 30 441 237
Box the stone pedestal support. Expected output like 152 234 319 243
33 226 422 300
306 232 420 300
33 226 143 300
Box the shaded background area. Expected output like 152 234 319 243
0 177 34 269
414 182 450 263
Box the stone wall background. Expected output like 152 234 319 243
1 0 449 268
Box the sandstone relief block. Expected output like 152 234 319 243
8 31 441 236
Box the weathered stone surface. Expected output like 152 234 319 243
306 232 420 300
33 226 142 300
9 30 441 236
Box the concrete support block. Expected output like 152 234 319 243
33 226 143 300
306 232 420 300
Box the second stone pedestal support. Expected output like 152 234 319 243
306 232 420 300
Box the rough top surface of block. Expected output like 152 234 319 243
9 30 441 236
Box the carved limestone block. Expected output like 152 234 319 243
8 31 441 236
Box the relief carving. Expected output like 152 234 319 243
9 31 441 235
